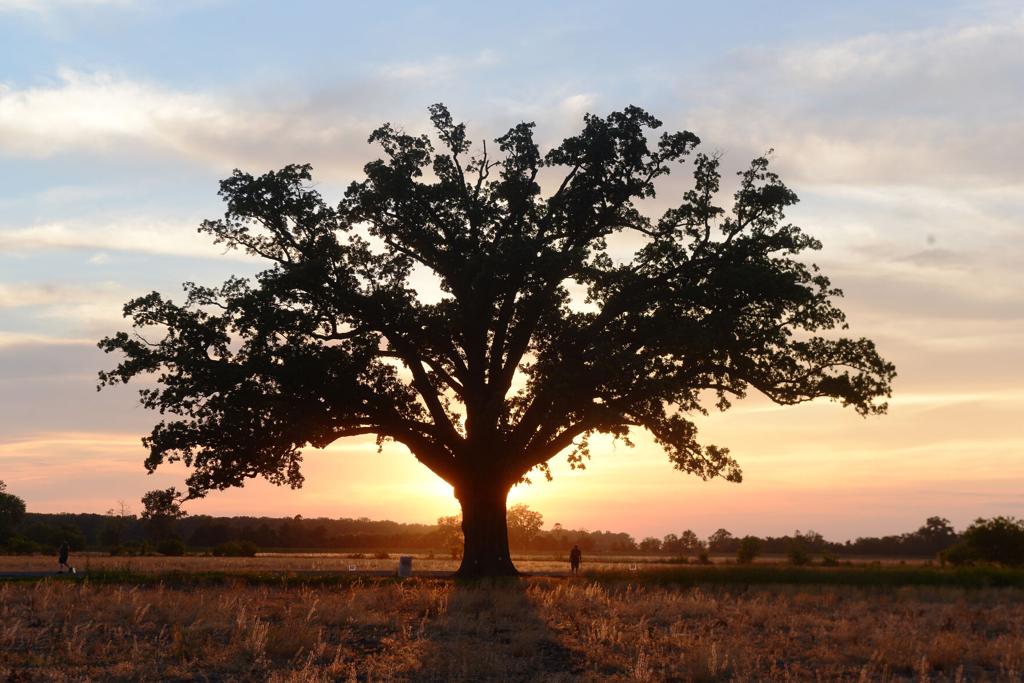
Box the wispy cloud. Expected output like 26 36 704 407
0 331 95 347
0 0 135 11
0 279 122 308
0 69 263 160
0 69 376 177
0 219 249 258
374 49 500 82
681 14 1024 190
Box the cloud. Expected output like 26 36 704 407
0 69 378 178
0 0 135 11
652 13 1024 376
0 219 251 259
0 69 261 159
679 13 1024 190
0 279 123 308
0 331 95 348
0 340 155 442
374 50 500 82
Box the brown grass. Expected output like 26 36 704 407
0 552 715 576
3 574 1024 681
0 551 930 578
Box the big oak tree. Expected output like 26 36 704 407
99 105 894 576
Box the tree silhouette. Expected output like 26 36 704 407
99 104 894 576
708 528 736 553
679 530 705 554
0 481 27 542
141 487 187 542
945 517 1024 567
507 503 544 550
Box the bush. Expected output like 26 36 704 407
697 551 711 565
943 517 1024 567
373 551 391 560
788 544 811 566
121 541 151 556
736 536 762 564
156 538 186 556
3 536 40 555
212 540 258 557
940 541 975 567
820 554 840 567
236 540 258 557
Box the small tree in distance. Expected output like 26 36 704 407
679 530 705 555
708 528 736 554
507 503 544 549
737 535 761 564
639 536 663 553
99 104 894 577
141 487 187 544
436 514 463 559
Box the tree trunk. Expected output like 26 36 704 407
455 480 519 577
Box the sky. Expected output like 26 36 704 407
1 0 1022 542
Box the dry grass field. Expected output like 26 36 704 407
0 552 931 578
0 552 728 576
3 568 1024 682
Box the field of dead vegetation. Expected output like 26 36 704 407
3 570 1024 682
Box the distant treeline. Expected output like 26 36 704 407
687 516 960 559
3 510 961 559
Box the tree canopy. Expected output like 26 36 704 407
0 481 27 540
140 487 187 542
99 104 894 575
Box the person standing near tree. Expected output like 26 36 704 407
57 540 74 574
569 544 582 576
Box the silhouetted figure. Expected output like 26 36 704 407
57 540 74 574
569 544 582 576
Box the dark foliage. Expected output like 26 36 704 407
4 510 969 562
942 516 1024 567
141 487 188 542
737 535 762 564
0 481 27 542
212 540 258 557
156 538 187 556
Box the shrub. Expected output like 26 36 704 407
156 538 186 556
122 541 151 556
787 544 810 566
820 554 840 567
940 542 975 567
3 536 39 555
736 536 762 564
697 551 711 565
212 540 258 557
943 517 1024 567
374 551 391 560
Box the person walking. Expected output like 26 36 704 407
57 540 75 574
569 544 582 576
